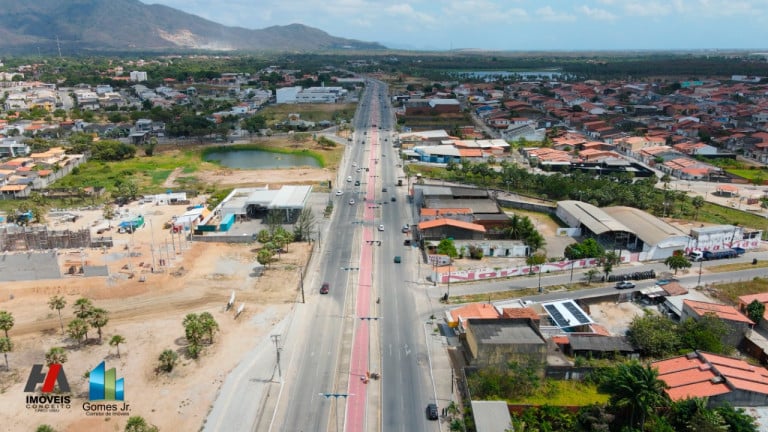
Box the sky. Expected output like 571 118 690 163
141 0 768 51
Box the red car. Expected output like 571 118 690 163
320 282 330 294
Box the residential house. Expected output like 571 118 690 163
680 299 753 347
653 351 768 407
418 219 486 241
461 318 547 368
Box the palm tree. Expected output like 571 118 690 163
67 318 89 346
125 415 159 432
158 349 178 373
0 337 12 370
48 296 67 333
198 312 219 343
604 361 669 430
691 195 705 220
88 308 109 343
110 335 126 358
45 347 67 366
72 298 93 339
0 310 14 339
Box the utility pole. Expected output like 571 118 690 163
697 259 703 286
271 334 282 380
300 269 305 303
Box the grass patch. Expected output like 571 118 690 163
51 150 210 194
708 261 768 273
709 277 768 305
451 283 592 304
513 380 609 406
724 168 768 181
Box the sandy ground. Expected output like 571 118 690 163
196 167 334 187
0 196 311 432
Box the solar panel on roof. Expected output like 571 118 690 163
563 302 590 324
544 304 570 328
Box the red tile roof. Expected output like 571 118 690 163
418 218 486 232
501 307 540 320
683 299 754 324
420 208 473 216
653 352 768 400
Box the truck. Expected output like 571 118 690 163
690 247 746 261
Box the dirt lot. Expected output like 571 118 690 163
196 167 334 187
0 198 311 432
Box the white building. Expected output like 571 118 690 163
295 86 347 103
129 71 148 82
276 86 302 104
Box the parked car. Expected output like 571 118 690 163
615 281 636 290
320 282 329 294
426 403 438 420
402 224 410 233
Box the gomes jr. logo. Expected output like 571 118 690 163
83 361 130 416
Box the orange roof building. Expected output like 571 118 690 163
446 303 500 328
681 299 753 347
653 351 768 406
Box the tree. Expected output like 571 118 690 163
601 361 669 430
256 229 271 244
198 312 219 343
293 208 316 242
746 300 765 325
72 298 94 340
158 349 178 373
680 315 731 355
436 238 458 258
103 204 116 220
691 195 705 220
45 347 67 366
600 250 619 279
627 312 682 357
585 268 600 285
564 238 604 259
88 307 109 343
0 310 14 339
257 248 274 268
0 337 12 370
110 335 126 358
48 295 67 333
125 415 159 432
36 425 56 432
67 318 89 346
664 251 692 275
715 403 759 432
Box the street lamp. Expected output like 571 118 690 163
319 393 353 432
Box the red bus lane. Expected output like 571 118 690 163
346 108 379 432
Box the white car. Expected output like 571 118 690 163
378 224 384 232
335 190 343 196
349 199 355 205
346 176 352 182
352 162 357 167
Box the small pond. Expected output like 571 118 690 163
203 149 321 169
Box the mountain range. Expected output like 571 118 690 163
0 0 385 54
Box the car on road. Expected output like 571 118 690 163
426 403 438 420
391 196 396 202
320 282 329 294
615 281 636 290
354 180 360 186
382 187 387 192
402 224 410 233
352 162 357 167
394 256 401 263
346 176 352 182
349 199 355 205
378 224 384 231
335 190 343 196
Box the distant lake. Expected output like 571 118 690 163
203 149 321 169
451 70 565 80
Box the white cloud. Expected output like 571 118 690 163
577 5 617 21
623 2 672 17
442 0 528 23
535 6 577 22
